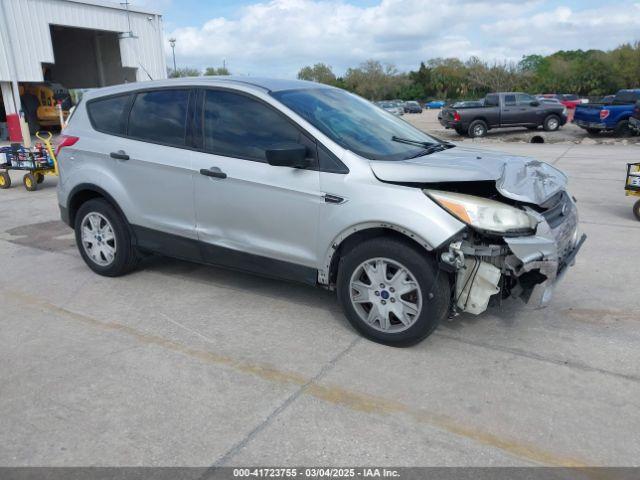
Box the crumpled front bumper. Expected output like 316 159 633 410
443 193 586 314
504 195 586 307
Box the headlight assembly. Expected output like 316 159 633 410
424 190 538 235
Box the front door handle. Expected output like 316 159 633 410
200 167 227 179
110 150 129 160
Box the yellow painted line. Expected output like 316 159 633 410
8 289 589 468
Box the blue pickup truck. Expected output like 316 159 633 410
573 89 640 136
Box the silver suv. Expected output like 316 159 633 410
57 77 585 346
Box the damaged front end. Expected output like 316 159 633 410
368 146 587 316
439 191 586 315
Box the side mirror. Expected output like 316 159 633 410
266 144 310 168
530 100 540 107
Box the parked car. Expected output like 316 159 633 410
425 100 446 109
440 92 568 137
376 101 404 116
403 101 423 113
573 89 640 136
629 100 640 133
540 94 585 109
535 96 562 106
57 77 585 346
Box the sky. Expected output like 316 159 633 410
134 0 640 78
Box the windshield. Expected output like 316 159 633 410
272 88 441 161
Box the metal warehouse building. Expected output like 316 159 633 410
0 0 167 140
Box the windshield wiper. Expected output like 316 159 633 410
391 136 435 148
398 139 456 159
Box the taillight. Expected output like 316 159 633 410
55 135 79 157
600 109 610 120
453 111 461 122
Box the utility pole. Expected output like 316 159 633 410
169 38 177 73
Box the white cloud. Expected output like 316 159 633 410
165 0 640 77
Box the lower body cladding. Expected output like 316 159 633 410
440 197 586 315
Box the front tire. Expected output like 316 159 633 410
23 173 37 191
543 114 560 131
633 200 640 221
337 238 450 347
74 198 139 277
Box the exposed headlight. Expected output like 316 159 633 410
424 190 538 235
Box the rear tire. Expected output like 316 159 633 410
74 198 139 277
35 172 45 184
0 172 10 189
468 120 488 138
543 114 560 131
614 120 632 137
633 200 640 221
336 237 450 347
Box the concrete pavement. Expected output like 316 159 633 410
1 142 639 467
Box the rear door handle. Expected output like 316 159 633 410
110 150 129 160
200 167 227 179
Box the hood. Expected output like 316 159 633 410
369 146 567 206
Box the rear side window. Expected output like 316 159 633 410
485 94 499 107
504 94 516 106
203 90 301 161
87 94 132 135
128 89 190 146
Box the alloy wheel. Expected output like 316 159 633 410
81 212 117 266
349 257 423 333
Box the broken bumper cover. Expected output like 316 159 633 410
505 230 586 308
443 193 586 313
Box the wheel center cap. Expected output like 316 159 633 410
380 290 390 300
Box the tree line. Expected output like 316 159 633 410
166 42 640 101
297 42 640 101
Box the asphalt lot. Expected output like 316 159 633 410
1 140 640 467
406 108 640 145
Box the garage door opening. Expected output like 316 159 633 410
45 25 137 88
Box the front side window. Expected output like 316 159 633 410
203 90 301 161
88 94 132 135
272 88 441 161
128 89 189 146
613 91 640 105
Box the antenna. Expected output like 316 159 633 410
119 0 138 39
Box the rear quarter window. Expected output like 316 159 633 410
87 94 133 135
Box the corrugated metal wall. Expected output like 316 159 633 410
0 0 167 83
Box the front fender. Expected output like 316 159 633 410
316 185 466 284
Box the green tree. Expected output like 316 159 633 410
168 67 201 78
297 63 337 85
204 66 230 76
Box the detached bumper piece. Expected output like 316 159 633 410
442 193 586 315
